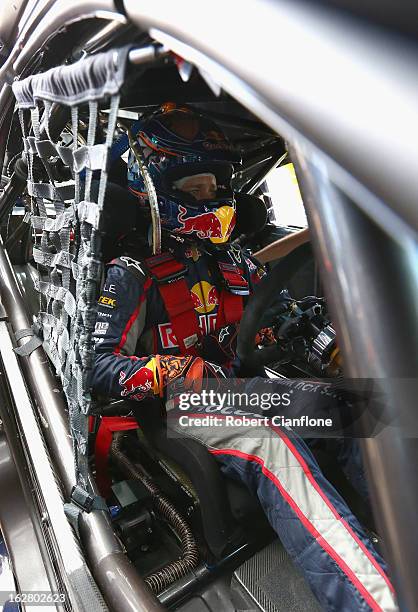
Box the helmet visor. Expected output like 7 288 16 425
161 161 234 199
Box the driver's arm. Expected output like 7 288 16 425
254 227 310 264
242 252 276 347
91 263 230 402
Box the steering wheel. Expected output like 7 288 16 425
237 243 312 372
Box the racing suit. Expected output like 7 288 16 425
92 240 396 612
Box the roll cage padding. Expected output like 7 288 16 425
12 46 131 108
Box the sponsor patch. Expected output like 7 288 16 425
231 245 242 263
95 321 109 335
159 322 178 349
184 333 199 349
119 360 156 399
103 282 116 294
218 327 230 343
199 313 217 336
190 281 219 314
247 257 257 272
257 266 266 280
158 314 217 349
120 256 145 275
175 205 223 240
98 295 117 308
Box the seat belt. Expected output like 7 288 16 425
216 291 243 328
146 250 249 351
216 259 248 329
145 253 201 355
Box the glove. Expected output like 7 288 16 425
156 354 233 396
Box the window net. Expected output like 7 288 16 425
12 46 130 514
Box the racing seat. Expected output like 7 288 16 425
102 398 271 559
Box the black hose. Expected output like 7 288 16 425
237 242 311 370
111 432 200 594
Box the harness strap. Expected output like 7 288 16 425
216 290 244 328
215 255 248 328
217 260 249 294
145 253 201 356
117 249 248 352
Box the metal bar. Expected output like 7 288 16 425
234 143 287 193
0 0 30 62
79 20 128 55
290 142 418 611
128 43 168 65
0 320 99 611
0 239 163 611
0 1 126 139
245 152 288 195
0 170 27 225
0 85 15 174
158 542 256 607
240 142 283 168
0 428 57 605
12 1 124 75
0 103 70 223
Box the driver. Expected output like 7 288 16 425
92 104 396 612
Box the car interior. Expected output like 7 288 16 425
0 52 379 612
0 4 416 611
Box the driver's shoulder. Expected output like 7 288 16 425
106 254 149 287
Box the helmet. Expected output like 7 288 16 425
127 103 241 244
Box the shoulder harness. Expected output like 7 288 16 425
112 249 249 356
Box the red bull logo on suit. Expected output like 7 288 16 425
159 282 219 349
119 366 154 398
190 281 219 314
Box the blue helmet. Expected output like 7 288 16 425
127 103 241 243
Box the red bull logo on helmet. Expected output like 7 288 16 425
174 205 235 243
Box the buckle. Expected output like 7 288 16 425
218 261 249 295
145 253 187 284
153 265 187 284
184 333 199 348
225 284 250 296
222 273 250 294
